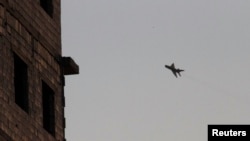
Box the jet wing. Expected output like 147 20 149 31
171 63 175 68
172 71 177 78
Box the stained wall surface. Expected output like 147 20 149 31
0 0 68 140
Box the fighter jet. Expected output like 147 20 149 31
165 63 184 78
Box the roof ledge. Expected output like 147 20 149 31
62 57 79 75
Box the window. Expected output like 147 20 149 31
42 81 55 136
14 53 29 113
40 0 53 17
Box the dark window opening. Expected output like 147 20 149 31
40 0 53 17
14 54 29 113
42 81 55 136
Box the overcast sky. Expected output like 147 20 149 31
61 0 250 141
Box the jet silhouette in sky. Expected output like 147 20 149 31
165 63 184 78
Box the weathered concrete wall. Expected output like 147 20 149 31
0 0 66 140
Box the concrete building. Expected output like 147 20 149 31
0 0 79 140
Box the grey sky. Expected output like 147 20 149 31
61 0 250 141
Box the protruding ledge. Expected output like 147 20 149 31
62 57 79 75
